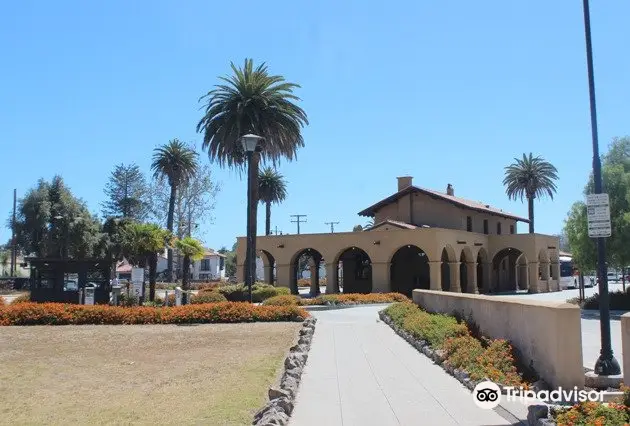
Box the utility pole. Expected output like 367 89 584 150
582 0 620 376
290 214 307 235
10 189 16 276
274 226 283 236
325 221 340 233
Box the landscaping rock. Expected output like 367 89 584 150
527 404 549 426
252 316 316 425
269 387 291 400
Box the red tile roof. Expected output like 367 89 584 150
358 186 529 223
366 219 419 230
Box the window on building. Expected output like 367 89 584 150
510 224 515 234
466 216 472 232
497 222 502 235
200 259 211 271
483 219 488 235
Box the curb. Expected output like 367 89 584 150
252 317 317 426
378 310 554 425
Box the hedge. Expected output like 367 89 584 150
382 302 525 387
0 302 308 326
191 292 228 304
206 283 290 303
263 292 410 306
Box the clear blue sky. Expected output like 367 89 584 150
1 1 628 250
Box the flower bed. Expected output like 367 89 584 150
381 302 527 388
0 302 308 326
200 283 291 303
263 293 410 307
552 401 630 425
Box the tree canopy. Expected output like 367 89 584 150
101 163 149 221
565 136 630 270
13 176 102 258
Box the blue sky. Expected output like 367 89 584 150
1 1 628 250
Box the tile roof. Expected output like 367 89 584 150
358 185 529 223
366 219 418 231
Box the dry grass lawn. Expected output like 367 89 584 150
0 322 302 425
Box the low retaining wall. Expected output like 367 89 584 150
622 313 630 386
412 290 583 389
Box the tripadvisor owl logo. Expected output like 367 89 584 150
473 381 501 409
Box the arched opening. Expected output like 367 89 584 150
390 245 429 297
460 248 473 294
336 247 372 294
492 248 526 293
257 250 276 285
476 248 488 293
290 248 324 296
441 248 451 291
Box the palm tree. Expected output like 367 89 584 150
503 153 559 234
258 167 288 235
151 140 198 282
197 58 308 282
122 223 173 302
175 237 205 304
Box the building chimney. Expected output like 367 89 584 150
446 184 454 196
397 176 413 191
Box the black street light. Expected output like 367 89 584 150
582 0 620 376
242 133 264 303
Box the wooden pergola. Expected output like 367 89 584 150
26 257 112 304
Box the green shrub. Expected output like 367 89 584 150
554 401 629 425
191 292 228 304
11 294 31 305
218 283 288 302
582 290 630 310
402 311 468 348
262 295 301 306
118 293 139 307
442 335 484 370
382 302 419 327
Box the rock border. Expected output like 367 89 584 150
379 309 555 425
252 316 317 425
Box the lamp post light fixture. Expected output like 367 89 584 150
241 133 264 303
582 0 620 376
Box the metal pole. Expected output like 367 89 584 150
10 189 16 276
245 150 254 303
582 0 620 376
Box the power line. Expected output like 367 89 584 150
290 214 307 234
325 221 340 233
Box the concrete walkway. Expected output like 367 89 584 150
290 305 516 426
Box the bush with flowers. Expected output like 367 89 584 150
383 302 527 387
262 292 410 307
554 400 629 426
0 301 308 326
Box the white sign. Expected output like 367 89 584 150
587 193 611 238
132 281 143 299
131 267 144 283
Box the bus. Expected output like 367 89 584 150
559 254 578 290
559 254 594 289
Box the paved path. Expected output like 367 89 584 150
290 305 515 426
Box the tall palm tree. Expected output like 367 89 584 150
258 167 288 235
197 58 308 283
175 237 205 304
503 153 559 234
151 139 198 282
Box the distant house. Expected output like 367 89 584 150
190 248 227 281
115 253 173 281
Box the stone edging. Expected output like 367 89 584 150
378 310 555 426
252 317 317 425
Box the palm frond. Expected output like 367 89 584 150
503 152 559 201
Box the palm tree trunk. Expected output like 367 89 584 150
149 253 158 302
266 201 271 236
528 196 535 234
248 153 260 282
182 255 190 304
166 184 177 282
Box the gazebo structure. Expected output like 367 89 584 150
26 257 112 304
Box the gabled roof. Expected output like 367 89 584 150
204 249 227 258
357 185 529 223
365 219 419 231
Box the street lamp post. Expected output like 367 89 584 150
241 134 264 303
582 0 620 376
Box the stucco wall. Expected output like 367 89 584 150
374 191 518 234
412 289 584 389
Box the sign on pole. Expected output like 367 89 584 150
587 193 611 238
131 267 144 299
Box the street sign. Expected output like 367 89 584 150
587 193 611 238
